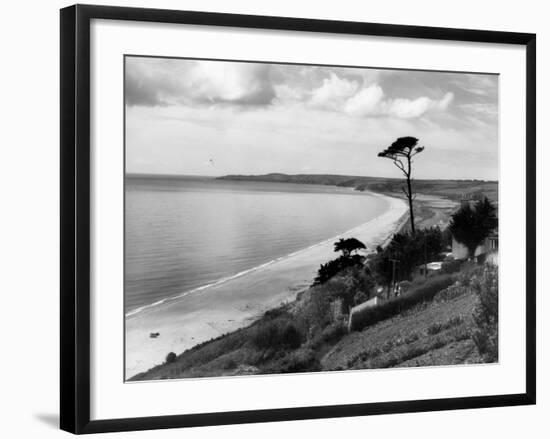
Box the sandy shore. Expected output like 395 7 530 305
125 193 408 378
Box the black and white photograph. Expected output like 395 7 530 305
124 57 499 381
0 0 544 436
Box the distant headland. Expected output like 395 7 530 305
217 173 498 202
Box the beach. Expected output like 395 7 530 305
125 192 408 378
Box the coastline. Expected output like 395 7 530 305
125 192 408 378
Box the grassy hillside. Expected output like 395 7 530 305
130 264 496 381
218 173 498 203
323 287 480 370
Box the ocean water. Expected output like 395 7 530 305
125 175 389 315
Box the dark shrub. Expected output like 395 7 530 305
263 306 288 320
320 322 347 343
221 357 237 370
349 274 457 331
404 332 420 344
303 288 331 330
270 349 321 373
165 352 177 364
370 227 444 285
308 321 347 351
313 254 364 285
252 314 303 350
280 321 302 349
427 322 444 335
441 259 463 274
398 280 412 293
321 266 375 310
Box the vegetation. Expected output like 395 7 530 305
369 227 444 287
251 311 303 350
349 274 457 331
314 255 364 285
471 264 498 362
334 237 366 257
449 197 498 258
320 266 375 310
378 136 425 233
314 238 366 285
132 262 496 380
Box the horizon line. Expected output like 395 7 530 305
125 172 497 183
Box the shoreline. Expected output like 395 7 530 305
125 192 408 378
125 190 400 319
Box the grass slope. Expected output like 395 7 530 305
130 268 488 381
322 288 481 370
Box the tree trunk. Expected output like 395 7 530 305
406 155 415 234
467 244 477 261
407 181 415 234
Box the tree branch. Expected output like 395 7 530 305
392 157 407 175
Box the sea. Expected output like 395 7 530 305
125 175 390 316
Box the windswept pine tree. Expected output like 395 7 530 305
378 136 425 234
333 237 366 258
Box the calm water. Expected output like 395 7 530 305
125 175 389 314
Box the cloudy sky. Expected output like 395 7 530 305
125 56 498 180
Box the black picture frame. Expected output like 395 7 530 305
60 4 536 434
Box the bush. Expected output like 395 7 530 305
265 348 321 374
434 262 482 302
471 265 498 362
308 321 347 351
349 274 457 331
370 227 444 284
221 357 237 370
313 254 364 285
404 332 420 344
398 280 412 294
302 288 331 330
165 352 177 364
281 322 302 348
320 322 347 343
252 314 303 350
441 259 463 274
321 267 375 309
427 322 444 335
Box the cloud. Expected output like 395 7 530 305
386 92 454 119
187 62 275 106
125 58 275 107
125 59 183 107
306 73 453 119
126 59 458 121
309 73 359 110
343 85 385 116
125 64 498 180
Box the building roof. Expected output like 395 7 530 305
416 261 443 271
